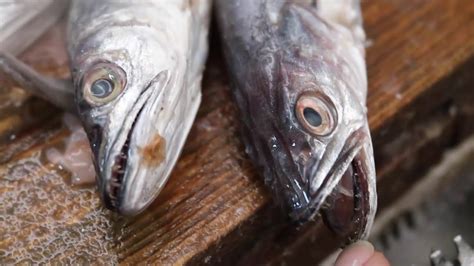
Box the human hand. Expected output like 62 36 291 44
335 241 390 266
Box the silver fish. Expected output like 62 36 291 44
0 0 211 215
0 0 68 55
216 0 376 241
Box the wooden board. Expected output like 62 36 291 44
1 1 474 264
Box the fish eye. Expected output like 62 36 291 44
90 79 114 98
295 93 337 136
82 62 127 105
303 107 322 127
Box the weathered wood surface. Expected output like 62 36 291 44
1 1 474 264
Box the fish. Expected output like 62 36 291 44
0 0 68 55
216 0 376 242
0 0 212 215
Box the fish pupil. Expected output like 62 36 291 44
303 107 322 127
91 79 114 98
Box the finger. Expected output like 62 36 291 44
335 240 375 266
364 251 390 266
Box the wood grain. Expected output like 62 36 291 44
1 1 474 264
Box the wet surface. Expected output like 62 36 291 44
45 113 96 186
0 88 116 264
0 153 117 264
0 23 117 264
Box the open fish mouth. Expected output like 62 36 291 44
107 113 139 208
292 128 374 241
320 129 373 241
321 146 372 241
102 88 153 211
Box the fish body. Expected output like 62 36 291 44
66 0 211 214
0 0 68 55
216 0 376 241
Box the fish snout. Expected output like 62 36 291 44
320 127 376 241
116 133 168 216
108 70 193 216
288 127 376 241
96 72 168 214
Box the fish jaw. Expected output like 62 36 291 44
108 71 201 216
95 82 156 212
91 71 171 214
85 67 203 215
293 124 376 241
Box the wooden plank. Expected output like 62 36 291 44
1 1 474 264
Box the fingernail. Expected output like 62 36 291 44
335 240 375 266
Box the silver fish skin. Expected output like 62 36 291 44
216 0 376 241
67 0 211 215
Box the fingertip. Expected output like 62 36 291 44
335 241 375 266
364 251 390 266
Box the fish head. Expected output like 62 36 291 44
287 74 376 241
243 3 377 241
70 26 181 215
243 48 375 241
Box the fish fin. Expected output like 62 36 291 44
0 52 76 113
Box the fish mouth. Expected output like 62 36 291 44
106 107 144 209
321 129 375 241
101 88 153 211
321 144 372 241
99 70 169 214
292 128 376 241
